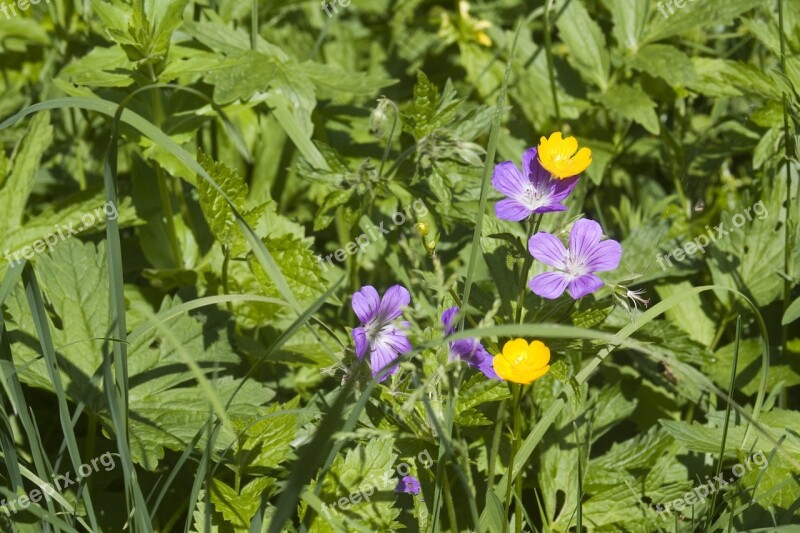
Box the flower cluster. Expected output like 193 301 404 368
348 132 635 387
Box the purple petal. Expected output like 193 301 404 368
441 306 459 336
525 148 552 189
495 198 532 222
382 327 412 354
529 272 570 299
491 161 527 196
370 341 400 382
476 355 501 380
376 285 410 323
395 475 421 494
567 274 604 299
569 219 604 263
549 176 580 203
531 202 569 214
352 286 380 324
352 327 368 360
585 239 622 272
528 232 568 269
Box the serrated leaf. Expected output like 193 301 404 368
595 84 660 134
556 0 610 90
627 44 696 86
197 151 264 258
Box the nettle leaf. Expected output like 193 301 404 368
645 0 764 43
197 151 265 258
210 477 275 530
402 72 460 140
311 438 401 531
708 181 791 307
687 58 782 99
602 0 649 52
556 0 610 90
457 372 511 414
0 111 52 237
594 84 660 135
627 44 696 86
235 398 302 473
249 233 327 325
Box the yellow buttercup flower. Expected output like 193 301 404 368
493 338 551 385
537 132 592 179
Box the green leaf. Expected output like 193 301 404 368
197 151 264 258
556 0 610 90
627 44 696 86
594 84 660 134
210 477 274 530
687 58 782 99
783 296 800 325
0 111 52 237
654 281 715 345
236 398 302 472
602 0 649 52
645 0 763 43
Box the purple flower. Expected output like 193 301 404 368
441 307 500 380
492 147 580 222
395 475 421 495
528 219 622 300
351 285 412 382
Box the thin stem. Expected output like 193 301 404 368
778 0 793 410
502 383 522 533
251 0 258 50
378 99 399 178
543 0 561 125
515 215 542 324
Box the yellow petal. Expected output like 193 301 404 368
502 338 529 361
526 340 551 368
519 364 550 384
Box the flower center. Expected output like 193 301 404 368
564 255 588 280
521 183 546 210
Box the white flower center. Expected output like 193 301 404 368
519 184 546 211
563 255 589 280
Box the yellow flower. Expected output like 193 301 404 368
537 132 592 179
493 338 551 385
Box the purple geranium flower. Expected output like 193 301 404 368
527 219 622 300
351 285 412 382
395 475 421 495
442 307 500 380
492 147 580 222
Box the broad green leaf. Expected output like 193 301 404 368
210 477 275 530
197 151 264 258
594 84 660 134
0 111 52 236
627 44 696 86
654 282 715 345
556 0 610 90
645 0 763 43
602 0 649 52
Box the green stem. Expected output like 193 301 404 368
778 0 793 410
503 383 522 532
543 0 561 125
515 215 541 324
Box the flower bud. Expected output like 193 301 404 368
415 222 429 236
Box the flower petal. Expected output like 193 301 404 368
352 327 368 360
526 340 550 368
477 356 501 380
491 161 527 196
549 176 580 203
352 286 380 324
585 239 622 272
495 198 532 221
567 274 603 299
370 341 400 381
568 219 603 263
441 306 459 335
529 272 569 299
376 285 410 323
528 232 568 269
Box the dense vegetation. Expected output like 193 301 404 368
0 0 798 531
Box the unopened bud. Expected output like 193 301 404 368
370 97 391 138
415 222 429 236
